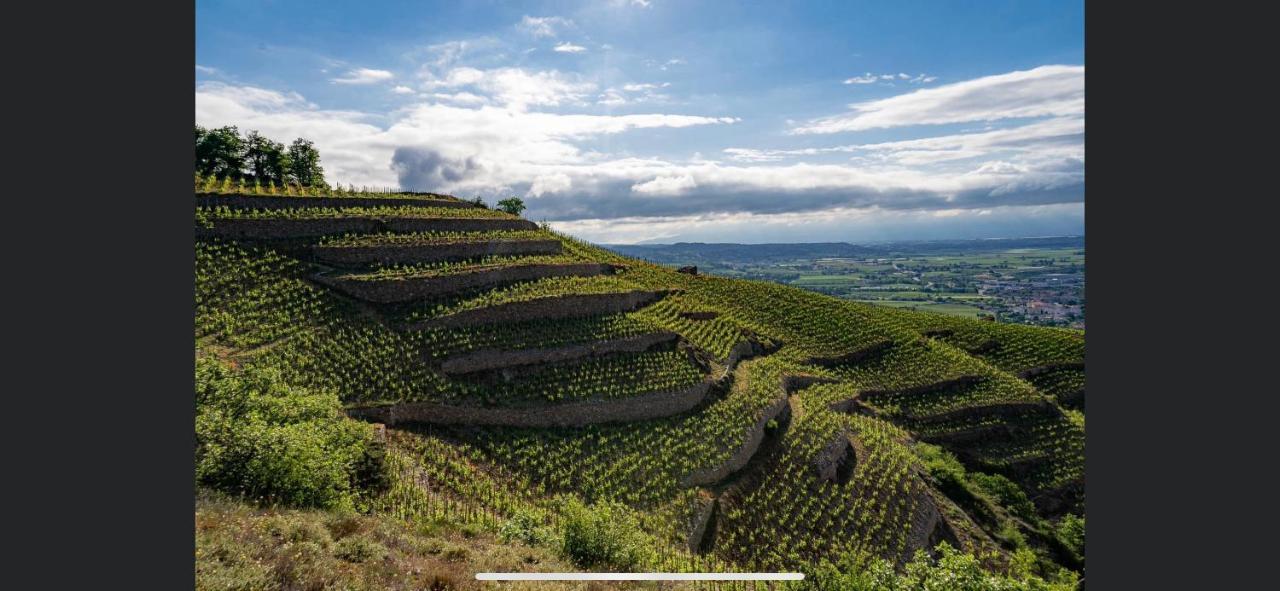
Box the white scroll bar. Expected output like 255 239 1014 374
477 573 804 581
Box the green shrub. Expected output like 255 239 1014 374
333 536 387 563
195 358 386 510
971 472 1039 523
805 544 1079 591
913 442 966 487
499 509 554 547
1055 514 1085 558
559 498 654 570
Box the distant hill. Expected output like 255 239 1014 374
605 236 1084 265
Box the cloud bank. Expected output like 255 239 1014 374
196 62 1084 242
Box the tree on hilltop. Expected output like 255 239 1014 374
194 126 329 188
497 197 526 216
245 131 291 186
195 125 246 179
287 138 326 188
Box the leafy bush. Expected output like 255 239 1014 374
1055 514 1085 558
806 544 1079 591
333 536 387 563
496 197 526 216
195 358 386 510
499 509 554 547
971 472 1039 523
559 498 654 570
914 442 966 487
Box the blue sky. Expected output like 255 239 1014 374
196 0 1083 244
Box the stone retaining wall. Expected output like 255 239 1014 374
345 379 711 428
903 400 1058 424
312 239 563 266
383 218 538 233
196 192 475 210
1058 388 1084 408
1018 361 1085 379
197 217 537 240
681 394 791 487
920 424 1017 446
859 375 984 404
323 263 617 304
416 290 673 330
900 492 945 567
440 331 679 374
805 339 894 368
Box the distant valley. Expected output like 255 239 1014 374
607 236 1085 328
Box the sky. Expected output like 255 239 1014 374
196 0 1084 244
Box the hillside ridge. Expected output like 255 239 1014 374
195 186 1084 581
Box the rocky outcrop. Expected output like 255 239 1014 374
312 239 563 266
439 331 679 375
195 192 475 210
687 494 719 553
320 263 618 304
345 379 711 428
197 216 537 240
812 430 863 484
899 491 960 566
414 290 673 330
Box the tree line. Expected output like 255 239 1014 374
195 125 327 188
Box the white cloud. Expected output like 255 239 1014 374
632 174 698 195
518 15 573 38
553 42 587 54
195 81 736 189
550 203 1083 245
728 116 1083 166
843 74 878 85
428 92 489 106
422 67 596 109
195 83 386 186
796 65 1083 134
196 79 1079 232
330 68 394 85
196 65 220 76
391 85 414 94
597 89 628 106
598 82 672 106
529 172 573 197
623 82 669 91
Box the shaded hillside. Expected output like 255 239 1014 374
195 185 1084 583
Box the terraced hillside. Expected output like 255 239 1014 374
195 185 1085 582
